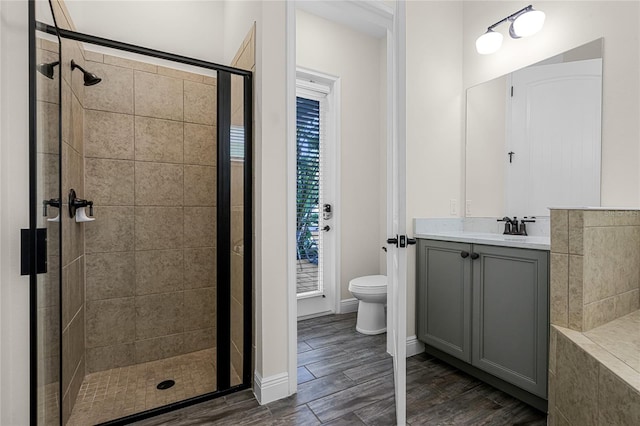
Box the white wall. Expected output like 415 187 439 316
64 0 226 63
223 1 259 64
405 1 464 337
0 1 32 424
379 37 387 274
296 9 384 300
253 0 289 384
221 0 290 398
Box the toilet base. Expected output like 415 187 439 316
355 300 386 335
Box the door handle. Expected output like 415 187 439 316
470 253 480 260
460 251 469 258
407 238 416 245
387 237 398 247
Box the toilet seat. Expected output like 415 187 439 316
348 275 387 294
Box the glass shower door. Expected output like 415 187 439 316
228 73 250 387
32 3 253 422
34 13 62 426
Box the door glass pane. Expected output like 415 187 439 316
36 22 62 426
296 97 322 296
53 40 220 425
230 73 245 387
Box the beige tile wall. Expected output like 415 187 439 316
36 36 63 426
550 209 640 332
46 3 90 422
83 51 218 374
45 4 90 419
549 325 640 426
62 38 89 425
549 208 640 425
229 24 255 385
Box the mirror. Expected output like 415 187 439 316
465 38 603 218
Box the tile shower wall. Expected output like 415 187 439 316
50 3 89 419
229 24 255 385
36 36 63 425
550 209 640 331
83 52 218 374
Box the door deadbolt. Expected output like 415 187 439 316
323 204 332 220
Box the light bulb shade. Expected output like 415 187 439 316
476 30 503 55
510 9 545 38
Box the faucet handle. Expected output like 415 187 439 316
497 217 512 235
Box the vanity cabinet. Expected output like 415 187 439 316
416 240 472 362
417 239 549 399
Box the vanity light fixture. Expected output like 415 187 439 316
476 4 545 55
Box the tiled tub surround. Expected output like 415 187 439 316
549 209 640 331
83 50 218 374
549 209 640 425
549 314 640 426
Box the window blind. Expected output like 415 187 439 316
230 125 245 160
296 96 323 294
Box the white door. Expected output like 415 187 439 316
507 59 602 216
296 72 338 319
386 2 407 424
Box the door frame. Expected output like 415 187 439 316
295 67 341 320
285 0 404 402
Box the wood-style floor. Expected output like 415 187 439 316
133 313 546 425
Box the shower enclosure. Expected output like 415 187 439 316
29 1 252 424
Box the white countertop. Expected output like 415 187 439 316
415 231 550 250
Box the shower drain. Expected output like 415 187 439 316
157 380 176 390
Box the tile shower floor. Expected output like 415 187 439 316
67 348 240 425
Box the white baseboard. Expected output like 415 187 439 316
339 297 359 313
253 371 289 405
406 335 425 357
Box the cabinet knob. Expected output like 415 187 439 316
460 251 469 258
470 253 480 260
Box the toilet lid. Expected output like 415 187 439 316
348 275 387 291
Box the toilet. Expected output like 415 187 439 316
348 275 387 335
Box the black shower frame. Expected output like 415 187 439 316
30 7 254 425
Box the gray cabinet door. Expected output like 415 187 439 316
417 239 472 362
471 244 548 397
